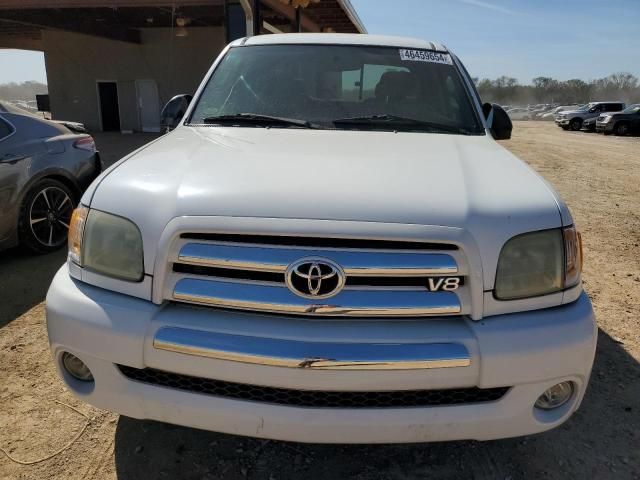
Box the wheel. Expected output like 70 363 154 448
615 122 630 136
569 118 582 131
19 179 76 253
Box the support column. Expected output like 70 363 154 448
295 6 301 32
252 0 261 35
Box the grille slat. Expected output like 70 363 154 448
177 243 459 276
173 277 461 316
118 365 508 408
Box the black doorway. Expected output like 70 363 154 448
97 81 121 131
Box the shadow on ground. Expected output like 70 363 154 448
113 330 639 480
0 132 159 329
0 247 66 328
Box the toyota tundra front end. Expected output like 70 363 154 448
46 34 597 444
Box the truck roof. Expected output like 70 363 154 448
236 33 448 53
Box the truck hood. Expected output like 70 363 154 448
86 127 567 279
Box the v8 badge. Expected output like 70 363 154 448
426 277 462 292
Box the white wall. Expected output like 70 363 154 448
43 27 225 131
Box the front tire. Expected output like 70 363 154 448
615 122 630 136
569 118 582 131
18 179 76 253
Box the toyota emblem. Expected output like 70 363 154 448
285 258 345 299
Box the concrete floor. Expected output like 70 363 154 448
93 132 161 169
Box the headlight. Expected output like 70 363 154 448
562 225 582 288
495 226 582 300
68 207 144 282
68 206 88 265
601 116 612 123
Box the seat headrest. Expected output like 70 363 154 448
375 71 417 101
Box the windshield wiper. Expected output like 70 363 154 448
332 114 474 135
202 113 316 129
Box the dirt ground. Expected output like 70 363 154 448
1 123 638 479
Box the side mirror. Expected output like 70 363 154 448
483 103 512 140
160 94 193 132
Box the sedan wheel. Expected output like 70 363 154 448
19 179 76 253
570 118 582 131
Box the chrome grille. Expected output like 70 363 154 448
166 234 469 317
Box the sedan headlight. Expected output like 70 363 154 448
601 115 612 123
495 226 582 300
68 207 144 282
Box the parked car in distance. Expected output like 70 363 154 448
555 101 625 131
507 107 531 120
0 101 101 252
47 33 595 445
529 108 549 120
580 116 598 132
596 103 640 135
541 105 581 121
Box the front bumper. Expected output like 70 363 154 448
46 265 597 444
596 123 614 133
555 118 570 126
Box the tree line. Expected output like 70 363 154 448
472 72 639 107
2 75 639 110
0 81 48 102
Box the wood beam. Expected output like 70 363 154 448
0 0 224 9
0 14 141 43
0 33 42 50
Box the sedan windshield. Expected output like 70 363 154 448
188 45 483 134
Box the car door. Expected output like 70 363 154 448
0 115 22 242
0 114 48 243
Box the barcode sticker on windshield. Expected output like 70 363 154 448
399 49 453 65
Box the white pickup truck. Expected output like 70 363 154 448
46 33 596 444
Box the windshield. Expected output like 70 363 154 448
577 103 594 111
622 104 640 114
188 45 483 134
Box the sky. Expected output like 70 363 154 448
351 0 640 83
0 50 47 84
0 0 638 85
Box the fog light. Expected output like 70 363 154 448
535 381 574 410
62 352 94 382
